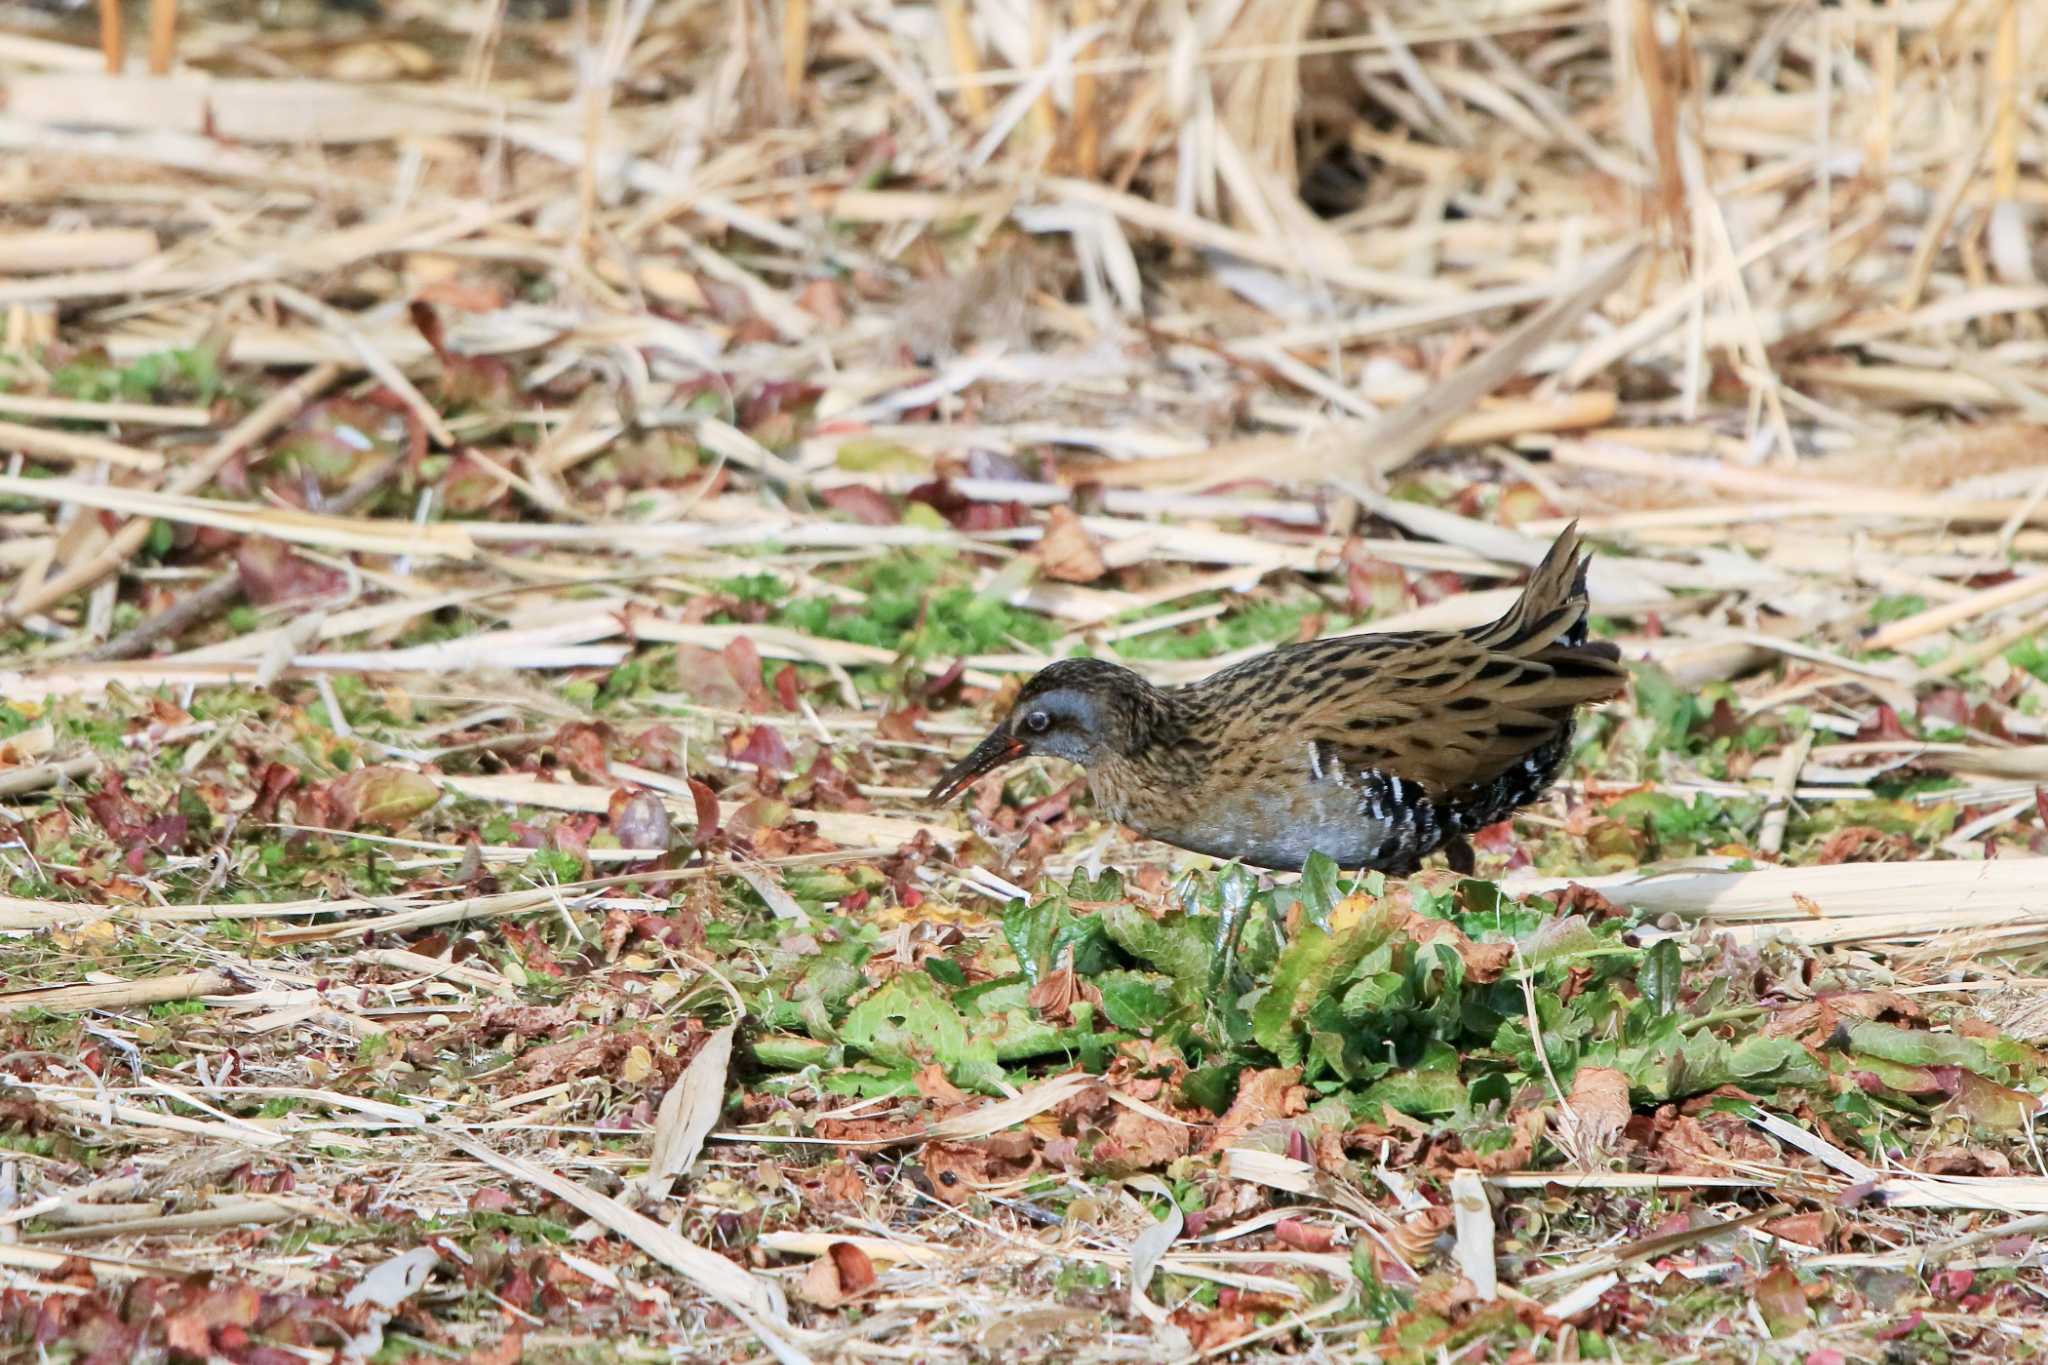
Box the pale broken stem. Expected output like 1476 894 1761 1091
1756 725 1814 856
0 970 233 1015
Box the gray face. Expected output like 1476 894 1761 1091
926 683 1117 803
1008 686 1107 766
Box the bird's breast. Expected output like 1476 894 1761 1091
1102 762 1404 872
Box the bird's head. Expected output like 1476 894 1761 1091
926 657 1157 803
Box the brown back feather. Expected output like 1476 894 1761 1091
1192 522 1627 797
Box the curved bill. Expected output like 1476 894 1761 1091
927 729 1025 803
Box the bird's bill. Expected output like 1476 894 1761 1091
927 729 1026 803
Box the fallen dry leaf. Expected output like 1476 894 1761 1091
1036 506 1107 583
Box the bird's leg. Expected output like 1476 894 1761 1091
1443 837 1476 876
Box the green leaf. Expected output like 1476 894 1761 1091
1613 1031 1824 1101
1097 971 1176 1032
950 978 1094 1061
836 437 929 473
1358 1065 1465 1118
1251 907 1393 1065
1296 853 1343 926
1181 1062 1239 1115
1638 939 1681 1016
1841 1020 1996 1076
1100 903 1213 994
334 766 441 830
1002 891 1115 985
1630 662 1702 753
840 973 1005 1092
750 1036 834 1069
1516 915 1606 970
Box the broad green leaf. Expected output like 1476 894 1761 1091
1182 1063 1239 1115
1096 971 1176 1032
1100 902 1213 993
1357 1066 1465 1118
952 978 1094 1061
840 973 1005 1092
1251 906 1394 1065
750 1036 834 1069
1842 1020 1996 1076
1296 853 1343 926
1516 915 1605 970
1638 939 1681 1016
1002 891 1116 984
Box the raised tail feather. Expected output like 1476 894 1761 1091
1473 521 1626 699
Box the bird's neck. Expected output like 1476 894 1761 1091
1086 683 1200 830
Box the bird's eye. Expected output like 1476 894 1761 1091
1023 710 1051 734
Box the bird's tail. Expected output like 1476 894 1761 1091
1469 522 1626 694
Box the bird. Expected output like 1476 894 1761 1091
927 522 1627 875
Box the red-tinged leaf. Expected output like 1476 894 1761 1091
920 659 966 700
1409 570 1470 605
800 1240 877 1307
674 643 753 707
165 1310 212 1356
827 1239 876 1294
739 380 822 429
1806 1351 1847 1365
416 277 510 312
1947 1070 2033 1132
438 356 513 409
247 762 300 824
1753 1264 1810 1336
1471 820 1516 852
608 788 672 853
876 706 925 741
456 1331 526 1365
1931 1267 1974 1299
236 538 349 606
721 636 769 709
552 721 615 782
820 483 900 525
729 796 791 837
409 298 451 364
1856 703 1913 742
1765 1212 1828 1247
1876 1311 1923 1341
956 499 1028 531
331 766 441 831
773 664 802 710
731 724 791 772
1341 549 1410 615
1917 687 1972 729
85 780 151 842
688 778 721 846
908 477 1031 531
1273 1219 1335 1253
1496 480 1556 525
